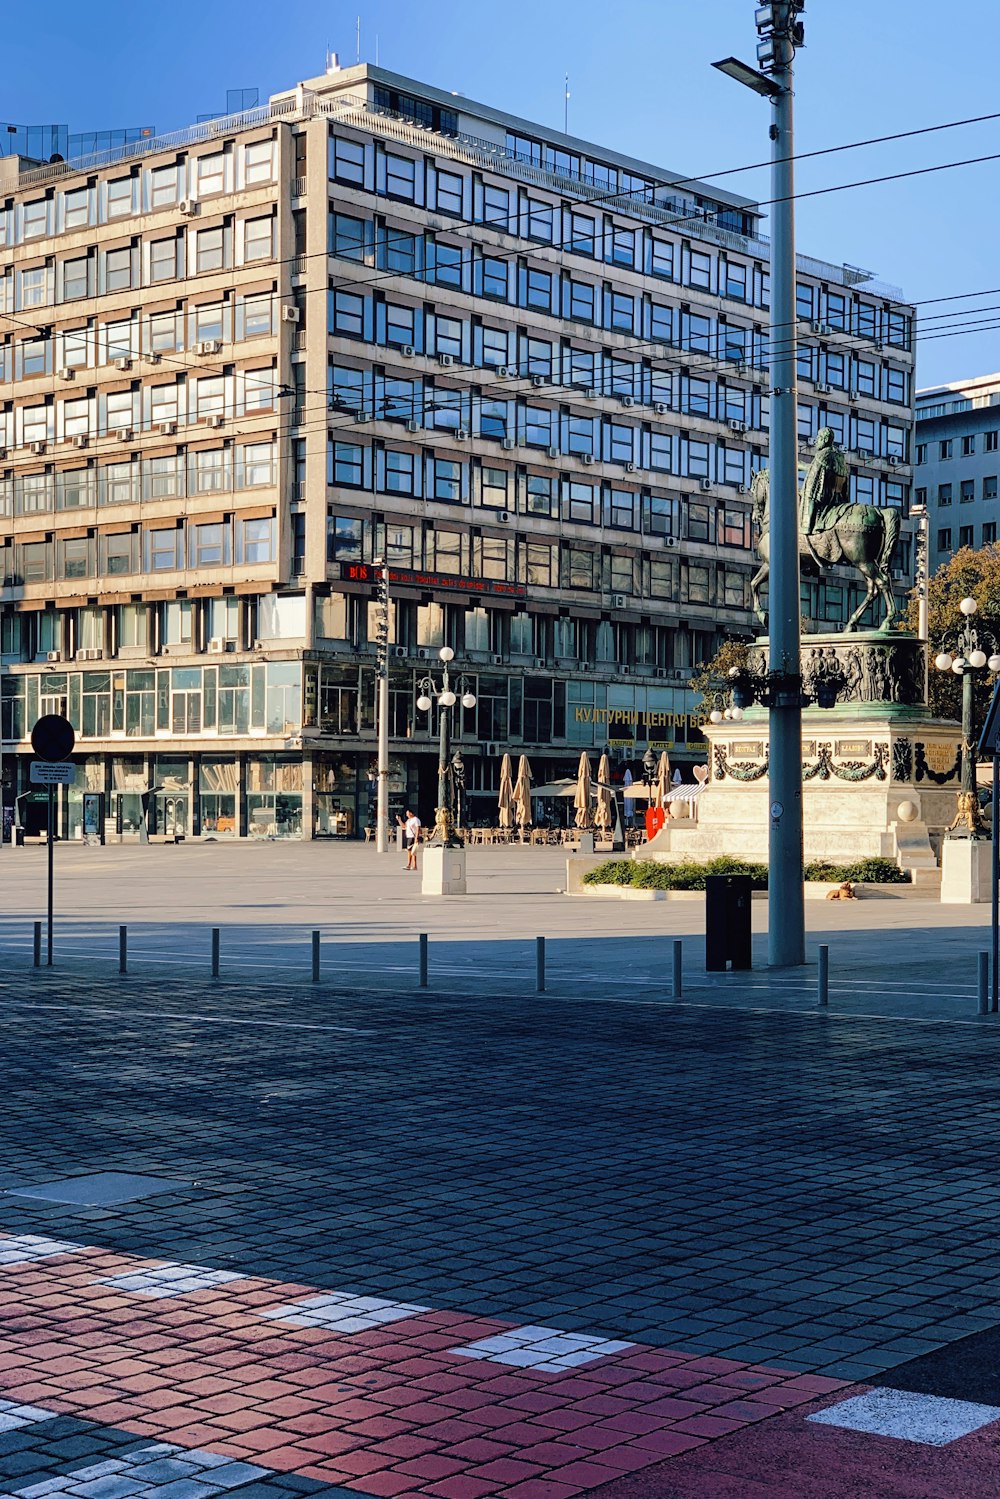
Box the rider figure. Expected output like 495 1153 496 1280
800 427 849 563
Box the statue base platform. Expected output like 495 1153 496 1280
940 838 993 903
421 844 467 896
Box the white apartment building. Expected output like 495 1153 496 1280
0 62 916 839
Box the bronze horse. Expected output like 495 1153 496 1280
748 468 901 633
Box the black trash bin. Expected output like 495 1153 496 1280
705 874 752 972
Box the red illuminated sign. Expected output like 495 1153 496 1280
339 562 526 599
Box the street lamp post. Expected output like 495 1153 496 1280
933 597 1000 838
416 646 476 847
714 2 807 967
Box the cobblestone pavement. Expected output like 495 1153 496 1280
3 963 1000 1495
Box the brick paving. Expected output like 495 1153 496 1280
3 963 1000 1493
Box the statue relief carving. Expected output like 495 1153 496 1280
751 639 925 708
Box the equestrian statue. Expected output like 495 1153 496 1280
749 427 902 633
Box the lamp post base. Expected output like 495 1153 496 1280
421 844 467 896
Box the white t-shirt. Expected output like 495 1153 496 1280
405 814 421 841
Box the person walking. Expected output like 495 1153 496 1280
401 808 421 870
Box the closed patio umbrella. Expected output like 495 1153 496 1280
498 752 514 830
513 755 533 832
655 750 672 811
574 752 593 830
595 752 613 835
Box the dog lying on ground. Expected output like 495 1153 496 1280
825 881 856 901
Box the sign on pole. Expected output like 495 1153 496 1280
30 763 76 787
29 715 76 968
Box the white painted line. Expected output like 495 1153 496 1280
451 1323 635 1372
808 1388 1000 1446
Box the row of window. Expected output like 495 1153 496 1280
2 515 276 584
937 525 994 554
920 476 1000 507
916 433 1000 462
5 138 276 247
2 376 278 449
329 364 911 460
0 444 276 515
0 292 280 383
328 129 912 343
4 216 276 314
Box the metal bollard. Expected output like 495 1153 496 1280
418 933 428 988
211 927 220 979
536 936 545 993
119 925 127 976
818 944 829 1007
979 951 990 1015
672 938 683 999
311 930 320 983
32 921 41 969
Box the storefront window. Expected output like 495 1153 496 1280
247 754 302 838
314 754 356 838
199 757 238 837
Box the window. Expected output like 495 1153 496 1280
105 247 132 291
985 522 997 545
385 153 416 200
651 239 674 279
63 187 90 229
242 293 272 340
23 199 48 238
960 525 974 548
103 461 137 506
650 432 672 473
434 314 462 356
149 311 180 354
526 473 554 517
914 487 927 508
146 452 182 498
962 434 976 456
568 280 595 322
384 450 415 495
244 369 275 413
854 359 876 397
240 441 274 488
191 449 227 494
331 135 365 186
481 466 508 508
939 439 953 460
62 397 90 437
609 292 634 332
724 261 748 301
796 282 814 320
525 268 552 312
244 216 273 262
524 406 552 448
565 547 596 589
985 476 998 500
689 250 712 289
610 226 634 267
938 483 952 507
20 337 49 377
483 185 510 231
149 165 178 208
430 529 461 572
606 487 637 530
146 526 181 571
481 327 508 368
938 528 952 552
106 538 137 579
195 228 225 273
432 458 462 503
332 290 365 338
436 170 463 215
193 302 224 342
196 153 226 195
988 431 999 453
569 213 595 256
107 176 134 216
62 256 89 300
525 542 554 586
191 521 230 567
961 479 975 504
565 480 596 524
826 292 846 330
239 517 275 564
194 375 224 418
434 242 462 287
480 400 509 440
331 213 366 261
527 200 553 241
915 443 927 464
329 515 362 562
244 139 274 185
886 367 906 404
148 237 176 283
482 257 508 300
385 303 415 347
331 441 363 486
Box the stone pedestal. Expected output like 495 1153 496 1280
940 839 994 904
421 844 467 896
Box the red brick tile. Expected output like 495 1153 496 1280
415 1479 497 1499
298 1432 367 1458
463 1458 547 1484
440 1438 515 1463
500 1392 566 1414
591 1445 665 1473
712 1398 785 1422
379 1436 446 1460
524 1460 619 1487
512 1441 590 1467
501 1482 583 1499
346 1417 417 1441
330 1449 399 1476
345 1474 425 1497
393 1455 469 1480
632 1428 709 1458
672 1414 749 1438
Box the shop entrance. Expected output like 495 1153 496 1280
155 791 189 837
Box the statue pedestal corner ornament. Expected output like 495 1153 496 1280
421 844 467 896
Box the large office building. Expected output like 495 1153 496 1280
915 373 1000 574
0 61 916 839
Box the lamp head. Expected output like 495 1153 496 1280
934 652 953 672
439 645 455 662
960 597 978 616
461 692 477 709
416 693 432 712
438 689 457 707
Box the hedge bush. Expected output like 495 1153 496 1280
581 854 908 890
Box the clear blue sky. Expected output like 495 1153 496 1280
6 0 1000 387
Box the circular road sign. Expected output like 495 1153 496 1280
31 714 76 762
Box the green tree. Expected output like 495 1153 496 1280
690 639 750 710
910 544 1000 722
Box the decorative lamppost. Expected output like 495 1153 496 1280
933 597 1000 837
416 647 476 847
641 746 657 790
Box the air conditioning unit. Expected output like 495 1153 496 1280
30 440 46 455
498 365 512 378
456 428 469 440
158 421 177 436
816 382 832 394
405 419 419 432
401 345 415 358
354 410 368 424
534 658 546 668
621 395 635 409
582 453 595 465
196 340 222 356
492 654 504 666
625 461 637 473
46 650 62 663
546 446 559 458
484 742 501 758
531 375 546 388
729 420 748 433
72 434 89 449
392 645 407 658
77 648 103 661
208 637 225 653
700 478 713 491
502 438 515 450
281 305 300 323
654 402 668 415
114 426 133 441
178 198 198 216
849 388 860 400
737 483 748 494
585 387 598 400
205 414 224 428
113 356 132 372
612 593 628 608
496 509 510 523
58 367 74 381
856 448 873 461
416 647 430 660
620 664 631 675
146 353 161 365
439 353 455 367
670 668 688 682
664 535 678 547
